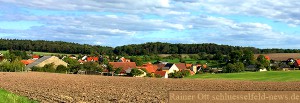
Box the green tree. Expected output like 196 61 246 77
229 50 243 63
242 50 255 65
256 55 270 70
213 52 224 61
223 62 245 73
129 68 144 77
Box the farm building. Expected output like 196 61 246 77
109 62 137 74
294 60 300 68
138 63 158 73
26 56 68 70
21 60 35 66
175 63 187 70
32 54 40 60
154 71 168 78
160 63 179 74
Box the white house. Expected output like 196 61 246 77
161 63 179 74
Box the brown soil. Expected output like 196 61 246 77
254 53 300 61
1 72 300 103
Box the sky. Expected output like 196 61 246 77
0 0 300 48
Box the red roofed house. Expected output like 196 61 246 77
186 63 192 68
109 62 137 74
175 63 187 70
21 60 35 66
265 55 270 61
118 57 131 62
154 71 168 78
87 57 99 62
32 55 39 60
294 59 300 68
139 63 157 73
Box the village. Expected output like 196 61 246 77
2 51 300 79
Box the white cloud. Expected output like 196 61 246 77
0 0 300 48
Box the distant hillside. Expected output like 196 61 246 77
0 39 113 55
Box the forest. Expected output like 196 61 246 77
1 39 300 55
0 39 113 55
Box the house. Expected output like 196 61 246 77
294 59 300 68
118 57 131 62
32 54 39 60
87 56 99 62
186 63 192 69
21 60 35 66
78 56 99 64
109 62 137 74
154 71 168 78
161 63 179 74
265 55 270 60
138 63 157 73
26 56 68 70
69 55 77 59
175 63 187 70
190 64 202 73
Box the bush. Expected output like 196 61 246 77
0 59 25 72
271 65 279 71
223 62 245 73
31 66 43 72
114 67 122 74
154 74 162 78
56 65 68 73
181 70 190 77
43 63 56 72
169 71 183 78
129 68 144 77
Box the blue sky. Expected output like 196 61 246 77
0 0 300 48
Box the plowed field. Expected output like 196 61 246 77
1 72 300 102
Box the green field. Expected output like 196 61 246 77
32 52 73 56
0 50 75 56
0 50 8 54
186 71 300 82
0 89 37 103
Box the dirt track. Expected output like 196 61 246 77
1 72 300 103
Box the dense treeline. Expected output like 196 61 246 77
114 42 300 55
0 39 113 55
1 39 300 55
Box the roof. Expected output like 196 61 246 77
140 63 157 73
186 64 192 68
156 63 166 69
32 55 39 59
119 57 130 62
154 71 167 77
87 57 99 62
109 62 137 71
26 56 52 68
162 63 174 70
265 55 270 60
295 60 300 65
175 63 187 70
21 60 35 65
